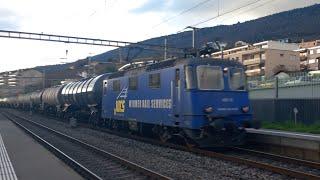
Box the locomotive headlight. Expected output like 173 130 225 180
204 106 214 113
242 106 250 113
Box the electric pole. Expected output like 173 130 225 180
186 26 198 49
164 36 167 60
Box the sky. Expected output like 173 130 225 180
0 0 319 72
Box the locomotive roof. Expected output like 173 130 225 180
108 57 243 79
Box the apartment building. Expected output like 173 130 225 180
296 41 320 70
299 39 320 49
0 69 43 97
211 41 300 77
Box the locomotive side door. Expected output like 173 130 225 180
171 68 181 125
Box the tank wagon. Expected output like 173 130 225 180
0 57 258 147
30 90 43 111
42 85 66 115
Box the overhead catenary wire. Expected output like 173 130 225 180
176 0 268 34
144 0 215 40
152 0 214 29
166 0 278 53
192 0 266 27
215 0 277 26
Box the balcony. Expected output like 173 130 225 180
241 47 264 55
245 69 262 76
243 58 263 65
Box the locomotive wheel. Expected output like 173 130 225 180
159 133 168 143
158 128 172 143
89 113 99 126
111 120 119 130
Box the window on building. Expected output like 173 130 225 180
309 59 316 64
290 55 297 61
310 50 314 55
317 49 320 54
149 73 160 88
128 76 138 90
280 54 284 57
112 80 120 91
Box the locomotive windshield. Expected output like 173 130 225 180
196 65 224 90
229 68 245 90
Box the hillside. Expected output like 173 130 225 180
36 3 320 72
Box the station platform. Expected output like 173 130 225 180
247 128 320 142
0 113 83 180
246 128 320 162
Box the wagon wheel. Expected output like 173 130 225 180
180 133 198 149
185 139 197 149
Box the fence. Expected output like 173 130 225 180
249 73 320 124
248 73 320 99
251 99 320 124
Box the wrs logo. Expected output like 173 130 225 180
114 88 127 115
114 100 125 113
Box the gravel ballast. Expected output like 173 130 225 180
5 109 292 180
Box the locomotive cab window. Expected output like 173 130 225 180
149 73 160 89
129 76 138 90
196 65 224 90
185 66 196 89
112 80 120 91
229 68 245 90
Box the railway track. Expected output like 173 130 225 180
83 121 320 179
84 121 320 179
196 148 320 180
2 111 171 180
4 109 320 179
231 147 320 170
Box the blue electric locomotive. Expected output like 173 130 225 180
102 57 256 147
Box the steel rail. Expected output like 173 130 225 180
187 148 320 180
232 147 320 169
88 124 320 179
4 112 171 180
73 122 320 179
1 112 103 180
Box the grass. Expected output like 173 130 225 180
261 121 320 134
